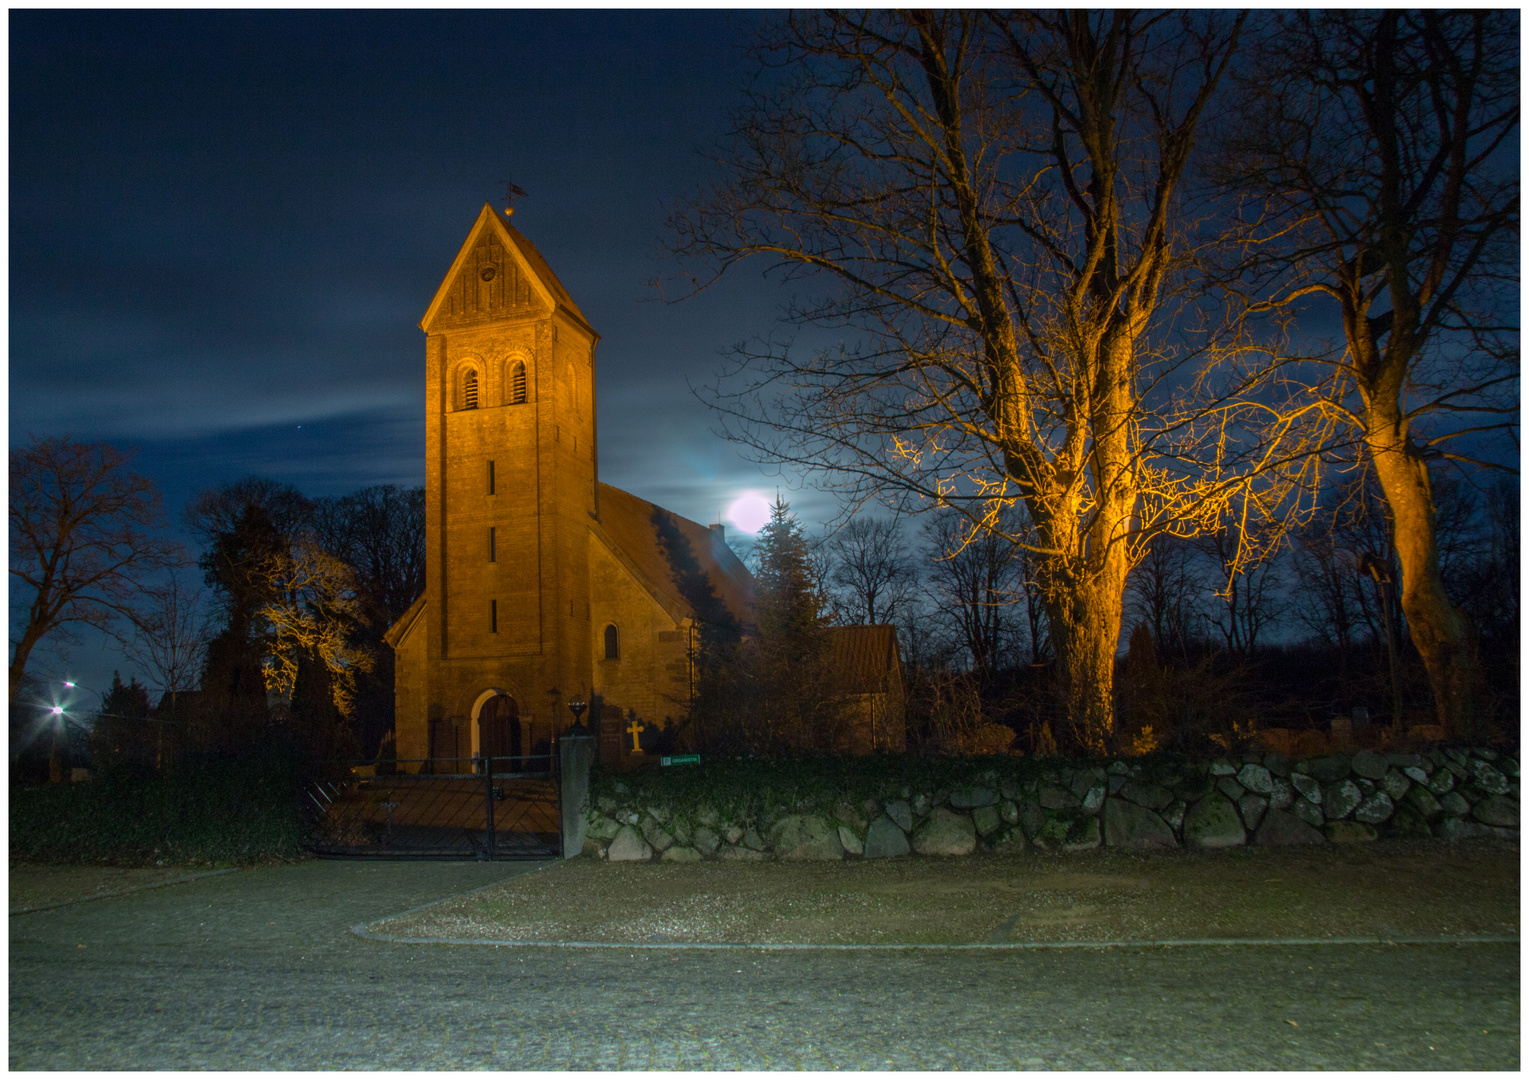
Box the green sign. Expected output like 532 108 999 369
660 754 701 767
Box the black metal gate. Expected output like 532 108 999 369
304 755 561 859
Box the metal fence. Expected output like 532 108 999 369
304 755 562 859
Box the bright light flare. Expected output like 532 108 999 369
726 492 772 534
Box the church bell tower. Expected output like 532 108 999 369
412 203 601 755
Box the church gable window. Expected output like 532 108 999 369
604 624 619 660
509 361 527 404
463 368 479 410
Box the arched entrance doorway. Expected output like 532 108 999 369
477 693 521 766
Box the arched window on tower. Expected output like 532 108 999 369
509 361 527 404
463 368 479 410
603 624 619 660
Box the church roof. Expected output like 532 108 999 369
419 203 594 336
381 484 752 649
824 624 902 696
383 590 427 650
592 482 755 626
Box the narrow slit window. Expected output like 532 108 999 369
604 624 619 660
510 361 527 404
488 526 496 562
487 460 495 495
463 369 479 410
490 599 498 634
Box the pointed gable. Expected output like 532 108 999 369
420 203 595 336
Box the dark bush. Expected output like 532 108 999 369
9 749 308 866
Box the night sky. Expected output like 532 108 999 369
12 12 1516 698
12 10 832 692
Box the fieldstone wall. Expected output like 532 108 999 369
581 746 1519 862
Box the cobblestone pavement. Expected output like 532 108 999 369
10 860 1519 1069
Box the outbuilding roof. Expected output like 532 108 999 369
824 624 902 696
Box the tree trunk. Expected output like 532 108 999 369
1366 418 1479 739
8 629 43 707
1025 320 1139 754
1043 549 1129 755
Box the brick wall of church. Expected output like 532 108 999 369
588 534 693 740
392 614 429 760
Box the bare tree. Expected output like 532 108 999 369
1012 530 1052 669
122 573 212 761
311 485 426 626
1452 476 1519 725
1214 11 1519 738
9 437 181 706
1290 509 1365 678
1466 477 1520 649
923 508 1027 677
674 11 1322 750
1197 519 1287 663
822 517 920 626
1289 469 1418 723
1125 535 1202 665
123 574 210 713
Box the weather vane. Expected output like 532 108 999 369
501 175 528 218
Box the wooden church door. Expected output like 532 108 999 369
478 694 521 766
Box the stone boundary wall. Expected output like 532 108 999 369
581 746 1519 863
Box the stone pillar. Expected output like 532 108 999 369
559 727 596 859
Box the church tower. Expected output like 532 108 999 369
394 204 600 761
389 204 774 771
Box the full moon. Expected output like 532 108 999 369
726 492 773 534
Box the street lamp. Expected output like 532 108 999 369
59 680 92 709
44 685 93 782
56 680 105 723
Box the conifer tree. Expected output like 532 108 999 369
89 670 154 771
750 497 841 752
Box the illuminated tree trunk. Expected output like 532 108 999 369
1220 11 1514 741
1044 561 1129 755
1031 359 1137 754
1365 402 1478 740
1341 191 1483 740
672 12 1246 751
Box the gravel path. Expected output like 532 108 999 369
364 842 1519 947
9 863 238 914
9 859 1519 1069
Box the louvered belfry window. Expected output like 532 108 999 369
510 361 527 404
464 369 479 410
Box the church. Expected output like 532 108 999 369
386 204 903 769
